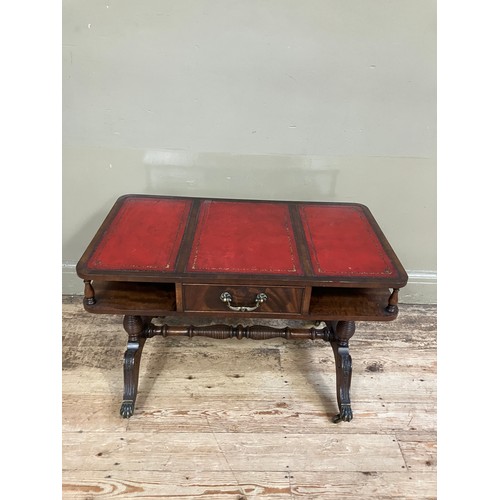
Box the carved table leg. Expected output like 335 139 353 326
120 315 148 418
327 320 356 423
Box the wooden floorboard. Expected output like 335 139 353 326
62 298 437 499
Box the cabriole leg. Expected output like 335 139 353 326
120 315 148 418
327 320 356 423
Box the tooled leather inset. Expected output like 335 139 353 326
299 204 396 277
188 200 303 275
87 198 192 271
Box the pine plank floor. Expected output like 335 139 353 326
62 297 436 499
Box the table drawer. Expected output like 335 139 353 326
182 284 305 315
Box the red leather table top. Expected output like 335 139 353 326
77 195 407 287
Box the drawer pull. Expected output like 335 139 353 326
220 291 268 312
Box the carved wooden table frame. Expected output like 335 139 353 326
77 195 407 423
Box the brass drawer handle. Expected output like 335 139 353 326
220 292 268 312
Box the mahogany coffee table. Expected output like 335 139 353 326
76 194 407 422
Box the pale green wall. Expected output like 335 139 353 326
63 0 436 303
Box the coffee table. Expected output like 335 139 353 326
76 194 407 422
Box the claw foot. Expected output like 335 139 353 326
333 404 353 423
120 400 135 418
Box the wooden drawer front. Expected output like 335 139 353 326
183 284 304 314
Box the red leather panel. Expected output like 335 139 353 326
87 197 191 271
187 201 303 275
299 205 396 277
